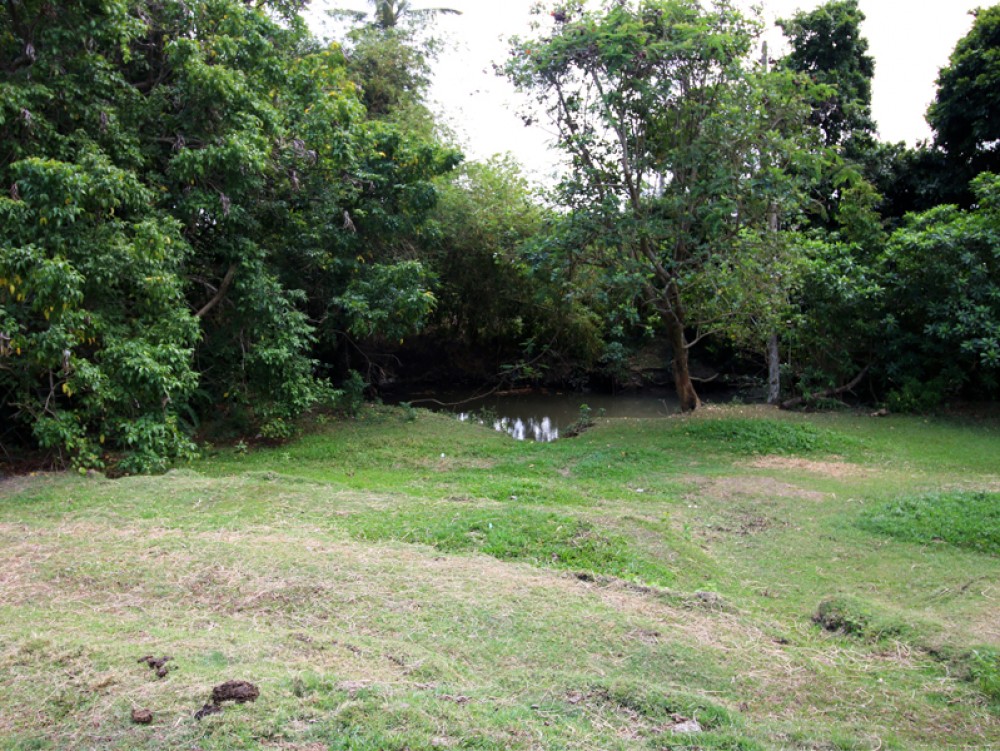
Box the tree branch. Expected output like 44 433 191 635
780 365 871 410
196 264 238 318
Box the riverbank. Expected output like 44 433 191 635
1 405 998 749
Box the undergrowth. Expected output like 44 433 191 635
857 491 1000 555
676 418 853 456
346 506 676 586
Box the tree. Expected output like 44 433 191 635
330 0 460 31
928 7 1000 192
504 0 821 410
777 0 875 149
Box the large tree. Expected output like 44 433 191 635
927 6 1000 204
504 0 820 410
777 0 875 149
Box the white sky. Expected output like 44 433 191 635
307 1 986 181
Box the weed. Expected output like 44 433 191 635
399 401 418 422
969 647 1000 704
596 679 737 729
346 506 676 585
857 491 1000 555
677 417 851 455
812 595 911 641
564 403 604 438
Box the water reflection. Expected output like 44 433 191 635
409 389 684 443
459 413 559 442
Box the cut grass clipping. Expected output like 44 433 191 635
347 506 676 586
857 490 1000 555
677 418 853 456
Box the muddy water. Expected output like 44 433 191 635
403 389 683 442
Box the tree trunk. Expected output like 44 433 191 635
766 332 781 404
762 42 782 407
665 314 701 412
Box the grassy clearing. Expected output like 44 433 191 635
1 404 999 750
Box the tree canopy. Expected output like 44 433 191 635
504 0 824 410
929 6 1000 179
777 0 875 149
0 0 458 469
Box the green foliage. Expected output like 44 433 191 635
341 26 435 130
1 0 460 467
423 155 602 379
0 150 199 470
777 0 875 147
596 679 737 730
880 173 1000 400
884 377 951 414
784 227 882 395
330 0 460 32
928 6 1000 188
503 0 824 408
337 260 437 342
347 505 676 585
336 369 369 417
678 418 850 456
857 491 1000 555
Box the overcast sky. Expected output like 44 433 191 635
308 1 986 180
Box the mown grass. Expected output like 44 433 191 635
1 404 999 750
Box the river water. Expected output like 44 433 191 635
401 389 684 442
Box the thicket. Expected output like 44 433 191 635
3 0 1000 470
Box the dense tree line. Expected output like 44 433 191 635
2 0 999 470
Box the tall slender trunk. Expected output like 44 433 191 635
762 41 782 406
767 332 781 404
665 311 700 412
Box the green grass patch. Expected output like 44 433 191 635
596 679 737 730
676 417 853 456
812 595 912 642
968 648 1000 705
857 491 1000 555
346 505 676 586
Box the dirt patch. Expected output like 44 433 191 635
743 456 872 479
692 475 830 502
704 504 782 538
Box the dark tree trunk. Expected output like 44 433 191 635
665 314 701 412
767 332 781 404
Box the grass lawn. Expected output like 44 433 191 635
1 404 998 750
